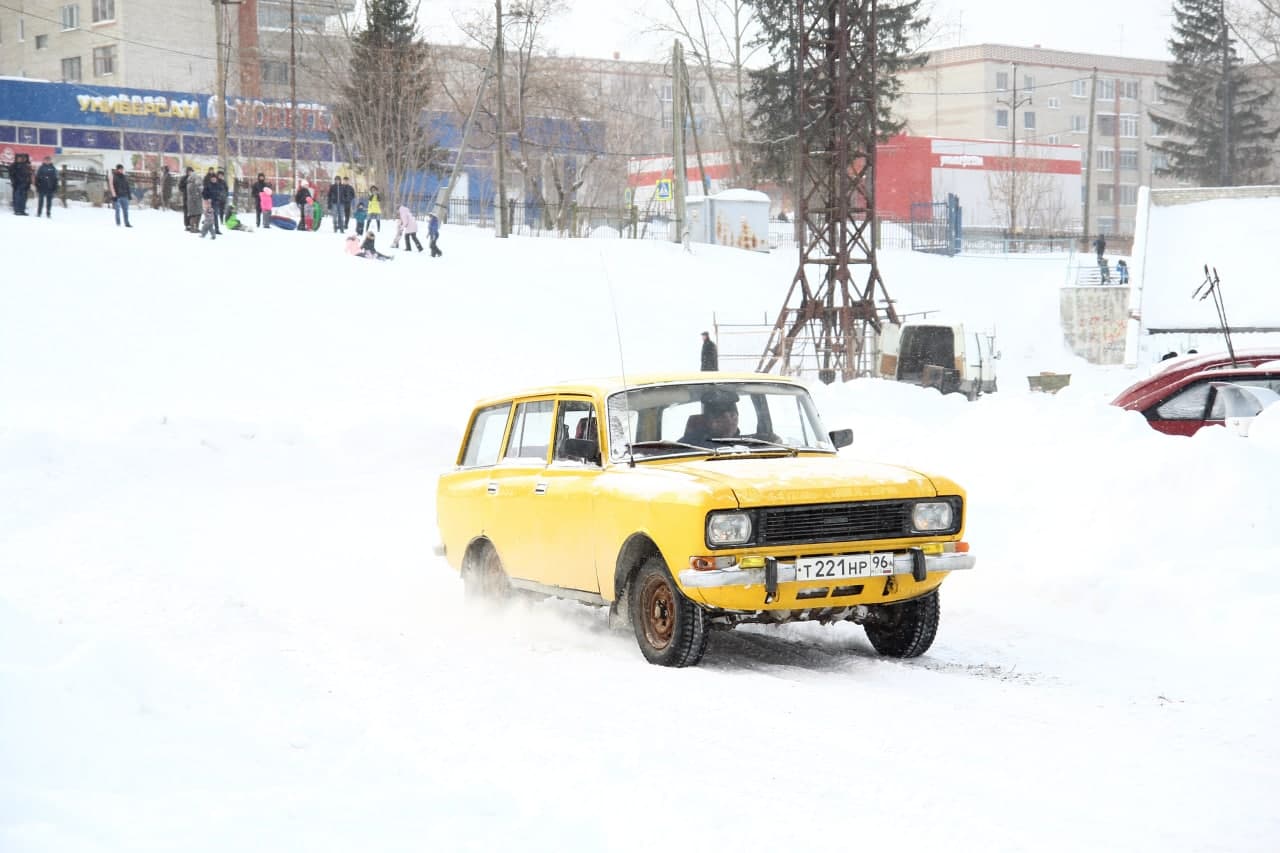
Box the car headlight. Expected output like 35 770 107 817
911 501 954 532
706 511 753 546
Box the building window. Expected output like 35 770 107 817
61 4 80 29
1097 216 1115 235
92 0 115 23
261 60 289 84
690 86 705 105
1119 149 1138 171
1023 111 1036 130
1070 114 1086 133
93 44 116 75
1047 96 1060 109
1119 114 1138 138
35 33 49 49
1120 80 1140 100
62 55 82 81
1151 117 1169 138
1072 78 1088 98
1095 149 1114 171
1119 185 1138 205
1152 150 1170 171
1097 114 1116 136
1097 79 1115 100
995 71 1008 91
995 108 1009 128
1047 134 1060 144
1153 83 1168 105
1098 184 1113 203
1023 74 1035 92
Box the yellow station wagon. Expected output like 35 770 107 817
436 373 975 667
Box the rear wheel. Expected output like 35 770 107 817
864 589 940 658
628 555 709 667
461 543 510 602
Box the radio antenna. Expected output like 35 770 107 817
600 252 637 468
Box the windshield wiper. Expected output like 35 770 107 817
706 436 798 456
626 439 714 454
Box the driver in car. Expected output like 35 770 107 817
679 388 742 447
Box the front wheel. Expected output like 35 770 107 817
628 556 710 667
864 589 940 658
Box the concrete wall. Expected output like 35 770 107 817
1061 286 1130 364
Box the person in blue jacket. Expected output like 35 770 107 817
34 156 59 218
427 212 443 257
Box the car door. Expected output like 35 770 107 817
484 398 555 581
437 402 511 562
527 397 603 593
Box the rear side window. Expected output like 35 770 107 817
1152 381 1210 420
461 403 511 467
503 400 555 461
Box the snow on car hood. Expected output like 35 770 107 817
655 454 941 505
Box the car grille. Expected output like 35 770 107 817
757 499 951 545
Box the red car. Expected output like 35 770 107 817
1112 350 1280 436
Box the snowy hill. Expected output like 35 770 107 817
2 205 1278 852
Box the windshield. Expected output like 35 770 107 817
606 381 834 461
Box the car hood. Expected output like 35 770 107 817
655 454 940 505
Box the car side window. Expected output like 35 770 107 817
503 400 555 461
1207 376 1280 419
461 403 511 467
554 399 600 464
1153 381 1211 420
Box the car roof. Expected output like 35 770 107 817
1111 348 1280 408
469 372 807 409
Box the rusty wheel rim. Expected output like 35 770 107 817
640 574 676 650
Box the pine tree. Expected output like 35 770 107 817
1150 0 1277 186
332 0 439 207
744 0 928 186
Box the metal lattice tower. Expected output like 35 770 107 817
758 0 899 383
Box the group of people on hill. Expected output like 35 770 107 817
7 152 61 218
1091 235 1129 285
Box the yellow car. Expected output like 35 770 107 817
436 373 975 667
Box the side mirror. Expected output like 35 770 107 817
828 428 853 449
558 437 601 465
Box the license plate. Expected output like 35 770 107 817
794 553 895 581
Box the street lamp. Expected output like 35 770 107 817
494 2 528 238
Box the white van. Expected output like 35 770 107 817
878 320 999 400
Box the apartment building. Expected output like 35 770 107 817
896 44 1176 237
0 0 352 102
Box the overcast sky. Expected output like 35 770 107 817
435 0 1177 64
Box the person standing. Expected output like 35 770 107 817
181 167 201 231
700 331 719 371
9 152 33 215
161 165 175 209
1092 234 1106 262
250 172 270 228
34 155 59 218
294 180 312 233
366 185 382 232
327 179 341 231
259 183 274 229
339 177 355 231
397 204 423 252
109 164 132 227
207 172 227 235
427 212 442 257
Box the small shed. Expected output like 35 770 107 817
686 188 770 251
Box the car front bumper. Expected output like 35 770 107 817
678 550 975 589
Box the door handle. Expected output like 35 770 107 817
534 482 548 495
486 483 498 495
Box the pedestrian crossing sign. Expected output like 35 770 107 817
655 178 672 201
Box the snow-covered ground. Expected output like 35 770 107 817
2 204 1277 852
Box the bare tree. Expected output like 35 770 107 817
985 153 1072 242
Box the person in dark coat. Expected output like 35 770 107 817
161 165 175 209
180 167 201 231
700 331 718 371
339 177 355 231
206 173 226 234
9 152 33 215
213 171 230 225
294 181 312 234
427 212 442 257
108 163 132 227
34 156 59 218
250 172 270 228
327 180 342 231
1092 235 1106 261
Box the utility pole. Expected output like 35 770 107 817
995 63 1032 239
495 0 508 238
289 0 297 190
214 0 229 180
671 40 687 245
433 41 499 222
1221 0 1231 186
1081 67 1098 244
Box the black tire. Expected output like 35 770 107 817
864 588 940 658
628 555 710 667
461 542 510 602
